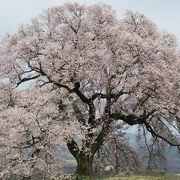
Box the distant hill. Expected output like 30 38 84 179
126 133 180 173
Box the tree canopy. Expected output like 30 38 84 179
0 3 179 178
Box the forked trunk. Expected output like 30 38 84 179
66 122 108 179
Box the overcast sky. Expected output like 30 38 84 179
0 0 180 43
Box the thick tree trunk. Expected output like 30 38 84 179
67 139 95 179
76 153 94 179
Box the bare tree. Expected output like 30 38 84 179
93 128 142 177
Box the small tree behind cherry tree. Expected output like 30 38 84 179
93 127 142 177
0 3 180 178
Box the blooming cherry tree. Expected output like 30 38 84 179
0 3 180 178
0 85 72 178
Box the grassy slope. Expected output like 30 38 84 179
103 176 180 180
78 176 180 180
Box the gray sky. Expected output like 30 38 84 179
0 0 180 43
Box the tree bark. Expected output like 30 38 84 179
67 139 95 179
76 153 94 179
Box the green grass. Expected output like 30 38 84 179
77 176 180 180
102 176 180 180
